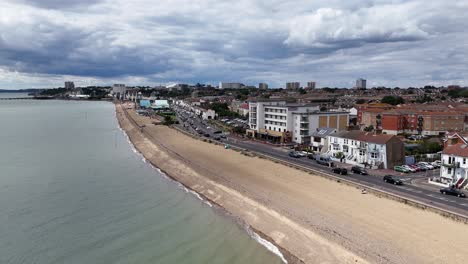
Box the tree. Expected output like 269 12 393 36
363 125 374 132
381 96 404 105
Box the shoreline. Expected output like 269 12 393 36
115 104 358 264
115 102 468 264
115 104 298 263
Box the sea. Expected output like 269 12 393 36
0 94 283 264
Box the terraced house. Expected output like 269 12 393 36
440 133 468 189
327 131 404 169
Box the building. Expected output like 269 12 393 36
167 83 189 91
230 101 249 117
439 133 468 189
112 84 127 99
202 109 216 120
307 82 316 89
65 81 75 90
327 131 405 169
356 103 394 125
286 82 300 89
381 110 465 136
310 127 337 153
219 82 244 89
247 100 349 144
356 78 367 89
259 83 269 90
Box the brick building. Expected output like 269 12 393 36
381 110 465 136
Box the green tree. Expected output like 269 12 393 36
381 96 405 105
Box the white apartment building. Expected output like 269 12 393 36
327 131 404 169
440 134 468 189
248 100 349 144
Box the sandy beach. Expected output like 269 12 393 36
116 103 468 264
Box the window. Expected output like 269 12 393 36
371 152 379 159
344 139 348 144
448 168 452 174
333 145 340 151
464 158 466 165
343 145 349 153
359 150 365 156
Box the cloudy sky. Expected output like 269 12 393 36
1 0 467 89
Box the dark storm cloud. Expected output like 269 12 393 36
0 0 467 88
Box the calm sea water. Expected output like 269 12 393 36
0 97 282 264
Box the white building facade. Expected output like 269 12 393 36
440 136 468 189
327 131 404 169
248 100 349 144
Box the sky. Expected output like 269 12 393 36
0 0 467 89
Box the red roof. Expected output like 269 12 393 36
442 143 468 158
334 131 400 144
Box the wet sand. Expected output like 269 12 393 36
116 103 468 264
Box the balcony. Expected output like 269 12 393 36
442 161 460 168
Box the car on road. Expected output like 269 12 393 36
440 187 466 197
394 165 410 173
314 155 334 167
383 175 403 185
351 166 368 175
289 151 302 158
332 167 348 175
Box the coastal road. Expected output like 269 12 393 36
172 106 468 217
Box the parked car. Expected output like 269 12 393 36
296 151 309 157
204 133 210 137
289 151 302 158
214 136 221 140
332 167 348 175
394 166 410 173
351 166 368 175
401 165 416 173
431 160 441 168
440 187 466 198
220 135 227 139
213 130 223 134
414 163 428 171
407 164 421 172
383 175 403 185
418 162 434 170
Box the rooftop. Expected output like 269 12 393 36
310 128 337 138
442 143 468 158
331 130 399 145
